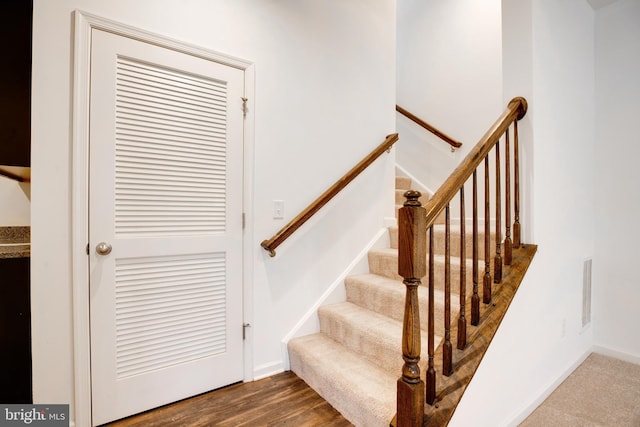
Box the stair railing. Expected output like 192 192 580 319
396 105 463 152
396 97 528 426
261 133 399 257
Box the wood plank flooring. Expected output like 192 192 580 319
104 371 352 427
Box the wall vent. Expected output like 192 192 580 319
582 258 592 328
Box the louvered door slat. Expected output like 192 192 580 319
114 252 227 378
114 56 227 237
117 59 228 97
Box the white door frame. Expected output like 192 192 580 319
71 11 255 427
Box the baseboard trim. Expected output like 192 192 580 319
592 344 640 365
502 348 592 427
253 361 285 381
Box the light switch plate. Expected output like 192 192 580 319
273 200 284 219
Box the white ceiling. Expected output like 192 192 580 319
586 0 621 10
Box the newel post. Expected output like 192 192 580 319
396 191 426 427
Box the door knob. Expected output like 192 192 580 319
96 242 112 256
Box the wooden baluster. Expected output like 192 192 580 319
457 187 467 349
494 141 503 284
504 127 513 265
513 120 521 248
426 225 436 406
483 157 492 304
443 204 453 376
397 191 426 427
471 171 480 326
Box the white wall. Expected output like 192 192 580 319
396 0 503 192
31 0 396 422
0 178 30 225
451 0 597 425
593 0 640 358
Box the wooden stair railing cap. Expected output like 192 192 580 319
261 133 399 257
422 97 527 228
509 96 528 120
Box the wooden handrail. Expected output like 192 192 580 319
0 166 30 182
261 133 399 257
396 105 463 151
423 97 527 228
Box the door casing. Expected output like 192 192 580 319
71 11 255 427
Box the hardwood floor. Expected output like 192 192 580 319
104 371 352 427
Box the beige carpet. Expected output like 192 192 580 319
288 174 494 427
520 353 640 426
288 175 449 426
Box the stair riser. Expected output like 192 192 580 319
368 250 486 297
288 334 397 427
389 226 498 260
318 306 428 374
345 276 454 337
395 176 412 190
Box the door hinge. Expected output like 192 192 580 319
242 212 246 230
86 243 90 255
241 97 248 118
243 323 251 340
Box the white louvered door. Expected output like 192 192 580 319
88 29 244 425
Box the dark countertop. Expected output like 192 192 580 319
0 244 30 258
0 226 30 258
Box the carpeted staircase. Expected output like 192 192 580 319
288 174 493 427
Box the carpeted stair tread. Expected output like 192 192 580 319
345 273 451 336
395 175 412 190
319 302 430 374
367 247 479 296
289 333 397 427
388 224 497 259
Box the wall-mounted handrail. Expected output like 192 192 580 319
261 133 399 257
0 166 30 182
396 105 463 151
